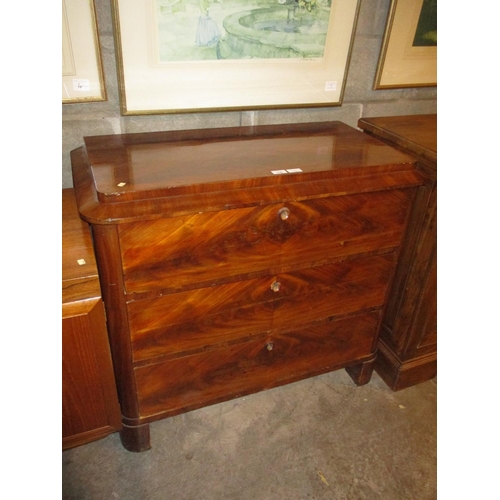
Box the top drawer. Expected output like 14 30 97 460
119 189 412 295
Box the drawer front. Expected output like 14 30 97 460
128 254 394 363
119 190 411 294
128 276 276 362
134 311 381 418
271 253 394 329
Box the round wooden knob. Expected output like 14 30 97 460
278 207 290 220
270 281 281 292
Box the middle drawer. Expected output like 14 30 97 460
128 253 395 363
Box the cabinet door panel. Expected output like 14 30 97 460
62 299 121 448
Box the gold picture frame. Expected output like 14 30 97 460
374 0 437 89
62 0 107 103
112 0 360 115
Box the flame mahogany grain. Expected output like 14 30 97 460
71 121 424 451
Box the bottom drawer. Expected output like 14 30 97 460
135 311 381 419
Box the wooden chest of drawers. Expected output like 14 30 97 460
357 115 437 390
62 189 122 450
71 122 423 451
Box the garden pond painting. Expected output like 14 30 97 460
156 0 333 61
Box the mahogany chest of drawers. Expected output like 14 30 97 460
71 121 423 451
357 115 437 390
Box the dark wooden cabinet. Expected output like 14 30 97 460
357 114 437 391
71 122 424 451
62 189 122 450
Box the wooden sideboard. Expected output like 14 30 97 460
71 121 424 451
357 114 437 391
62 188 122 450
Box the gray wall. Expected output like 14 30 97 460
62 0 437 188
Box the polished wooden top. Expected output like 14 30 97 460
357 115 437 167
72 121 423 224
83 121 415 204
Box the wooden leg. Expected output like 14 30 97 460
119 423 151 452
345 356 376 386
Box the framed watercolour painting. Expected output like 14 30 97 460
112 0 360 114
374 0 437 89
62 0 107 103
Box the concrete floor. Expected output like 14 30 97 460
62 369 437 500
